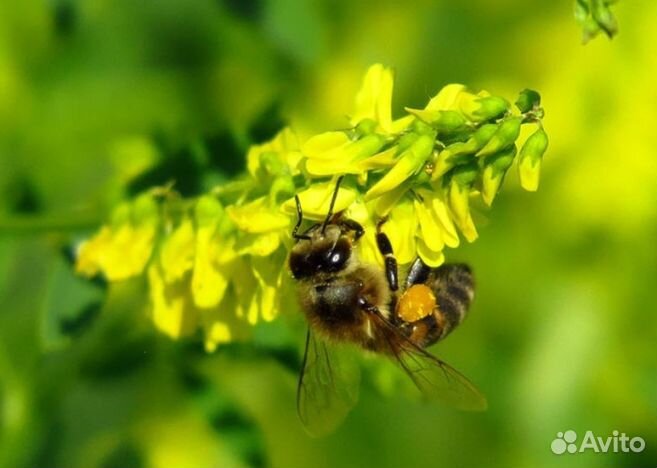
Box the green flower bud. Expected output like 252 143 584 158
575 0 618 43
515 89 541 113
433 110 468 134
132 193 160 224
463 96 509 123
450 161 479 187
453 123 499 156
195 195 224 227
476 116 522 157
396 131 421 154
411 119 435 135
574 0 590 23
348 133 387 160
355 118 378 135
431 123 498 180
471 123 500 148
518 126 548 191
406 108 468 134
268 175 295 205
260 151 288 176
480 145 517 206
591 0 618 37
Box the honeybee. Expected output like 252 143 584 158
289 177 487 436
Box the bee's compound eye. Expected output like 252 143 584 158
324 238 351 272
289 253 313 279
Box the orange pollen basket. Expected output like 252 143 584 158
396 284 437 323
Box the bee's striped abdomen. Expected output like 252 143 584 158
430 263 474 343
404 263 475 348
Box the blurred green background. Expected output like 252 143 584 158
1 0 656 467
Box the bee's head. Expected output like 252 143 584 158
290 176 359 280
289 224 353 279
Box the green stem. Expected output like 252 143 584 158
0 213 101 235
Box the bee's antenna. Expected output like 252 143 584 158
293 195 310 241
321 175 344 234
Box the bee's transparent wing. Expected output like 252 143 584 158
394 346 487 411
297 329 360 437
379 321 487 411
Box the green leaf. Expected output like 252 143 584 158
41 254 106 351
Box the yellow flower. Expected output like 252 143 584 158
76 193 159 281
247 127 302 179
76 64 547 348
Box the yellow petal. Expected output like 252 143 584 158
360 232 384 268
519 155 541 191
357 146 398 171
344 199 372 225
304 134 385 176
251 250 285 322
373 182 410 217
302 131 350 159
351 64 394 133
200 287 248 351
227 197 290 233
231 258 259 323
390 115 415 134
204 322 232 352
85 222 157 281
75 226 113 277
282 181 358 220
385 201 417 265
447 183 478 242
305 158 362 176
417 238 445 268
235 232 281 256
414 199 445 252
426 191 460 248
159 218 195 283
148 264 198 339
191 226 232 309
425 84 466 111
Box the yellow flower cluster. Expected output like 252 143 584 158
75 64 547 349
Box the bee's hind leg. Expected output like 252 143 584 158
375 218 398 292
404 257 431 289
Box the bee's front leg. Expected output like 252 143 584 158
375 218 399 292
357 296 381 315
340 218 365 240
